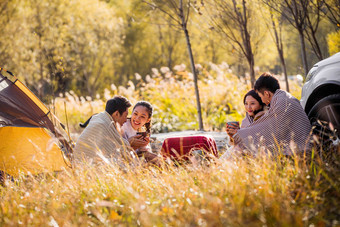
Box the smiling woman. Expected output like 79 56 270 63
120 101 162 164
243 90 265 120
121 101 153 152
244 95 262 117
226 90 266 142
130 105 152 132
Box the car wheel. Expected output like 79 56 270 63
308 94 340 147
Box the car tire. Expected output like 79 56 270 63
308 94 340 146
308 94 340 128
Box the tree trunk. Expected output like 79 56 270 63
184 30 204 131
308 28 323 60
240 0 255 86
298 29 309 77
248 55 255 86
305 2 323 60
279 50 289 92
271 14 289 92
179 0 204 131
245 34 255 86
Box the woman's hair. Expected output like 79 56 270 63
133 101 153 133
243 90 265 116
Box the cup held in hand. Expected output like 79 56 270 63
226 121 239 127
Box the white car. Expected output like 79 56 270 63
300 52 340 137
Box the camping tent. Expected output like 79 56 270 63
0 68 73 177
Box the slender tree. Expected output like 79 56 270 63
261 6 289 91
144 0 204 131
207 0 260 86
263 0 309 76
270 12 289 91
156 20 182 69
304 0 324 60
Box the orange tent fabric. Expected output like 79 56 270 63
0 127 69 177
0 68 72 177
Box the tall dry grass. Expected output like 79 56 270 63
52 63 303 134
2 64 325 226
1 148 339 226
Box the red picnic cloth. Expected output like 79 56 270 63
161 135 218 160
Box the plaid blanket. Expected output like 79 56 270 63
233 90 312 155
161 135 218 160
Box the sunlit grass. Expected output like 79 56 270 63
1 147 339 226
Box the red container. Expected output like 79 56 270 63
161 135 218 160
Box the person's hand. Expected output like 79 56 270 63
128 134 150 150
142 135 150 144
135 147 148 157
143 152 162 167
226 123 240 138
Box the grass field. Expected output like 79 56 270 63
1 148 339 226
1 67 339 226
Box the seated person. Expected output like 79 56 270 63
121 101 162 165
226 90 266 144
233 73 312 155
74 96 134 165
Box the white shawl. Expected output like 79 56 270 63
74 111 132 165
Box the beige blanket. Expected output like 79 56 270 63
74 111 132 165
233 90 312 155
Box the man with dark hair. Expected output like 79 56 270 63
232 72 312 155
74 95 134 165
253 72 280 105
